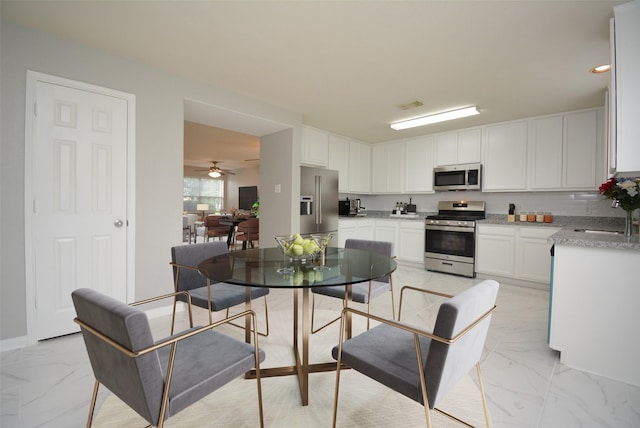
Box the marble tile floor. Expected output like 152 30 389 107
2 262 639 428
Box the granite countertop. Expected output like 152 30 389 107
480 214 640 251
339 212 640 251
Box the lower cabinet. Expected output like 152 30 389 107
337 219 375 247
397 221 425 264
476 224 560 284
338 219 424 263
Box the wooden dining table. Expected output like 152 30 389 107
218 217 248 248
197 246 397 406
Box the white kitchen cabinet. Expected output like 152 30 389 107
371 142 405 193
528 109 601 190
611 1 640 175
516 227 559 282
476 225 516 277
482 121 528 191
301 126 329 167
550 244 640 386
348 140 371 193
337 219 374 247
477 224 559 284
563 110 600 188
529 115 564 189
397 220 425 264
328 135 350 193
434 128 481 166
374 219 399 257
404 136 435 193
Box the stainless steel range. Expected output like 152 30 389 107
424 201 486 278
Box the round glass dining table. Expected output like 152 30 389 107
197 246 397 406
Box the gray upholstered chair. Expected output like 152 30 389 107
331 279 499 428
311 239 395 333
72 288 265 428
170 241 269 336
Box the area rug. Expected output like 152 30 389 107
93 310 489 427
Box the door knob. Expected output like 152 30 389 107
114 219 124 228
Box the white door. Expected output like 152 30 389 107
29 78 130 340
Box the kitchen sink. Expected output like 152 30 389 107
573 228 624 235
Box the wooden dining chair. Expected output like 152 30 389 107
235 218 259 250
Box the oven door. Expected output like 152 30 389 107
424 225 475 262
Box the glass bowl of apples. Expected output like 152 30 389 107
274 233 321 262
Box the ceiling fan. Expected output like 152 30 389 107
196 161 236 177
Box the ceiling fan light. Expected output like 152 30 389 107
209 170 221 178
391 106 480 130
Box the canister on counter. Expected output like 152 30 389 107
536 212 544 223
527 212 536 222
544 213 553 223
519 212 527 222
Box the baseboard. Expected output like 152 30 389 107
0 335 28 352
475 273 549 291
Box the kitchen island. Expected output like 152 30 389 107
548 227 640 387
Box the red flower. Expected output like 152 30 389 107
598 178 617 195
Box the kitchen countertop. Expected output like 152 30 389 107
339 212 640 251
480 214 640 251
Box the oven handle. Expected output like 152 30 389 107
425 225 475 233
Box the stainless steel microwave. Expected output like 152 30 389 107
433 163 482 191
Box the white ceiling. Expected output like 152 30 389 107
2 0 623 168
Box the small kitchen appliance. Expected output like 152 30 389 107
424 200 486 277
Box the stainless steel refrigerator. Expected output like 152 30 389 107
300 167 339 245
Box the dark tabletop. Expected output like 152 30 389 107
197 247 397 289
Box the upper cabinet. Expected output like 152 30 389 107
328 134 350 193
371 141 405 193
482 121 528 191
611 1 640 175
301 126 329 167
405 136 435 193
348 140 371 193
434 128 481 166
529 109 602 190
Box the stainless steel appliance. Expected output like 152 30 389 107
338 198 365 216
433 163 482 191
424 200 486 277
300 167 339 244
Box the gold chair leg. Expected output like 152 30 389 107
226 296 270 337
477 362 491 428
86 379 100 428
311 292 342 334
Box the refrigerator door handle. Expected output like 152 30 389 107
315 175 322 226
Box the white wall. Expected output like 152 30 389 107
0 21 301 341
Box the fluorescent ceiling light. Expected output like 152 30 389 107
391 106 480 130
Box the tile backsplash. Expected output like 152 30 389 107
343 191 630 218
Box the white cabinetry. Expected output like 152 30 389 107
301 126 328 167
434 128 481 166
611 1 640 175
348 140 371 193
374 220 399 256
482 121 528 191
404 136 435 193
476 225 516 277
550 244 640 386
328 135 350 192
529 109 601 190
516 227 559 283
372 142 405 193
476 224 559 284
397 220 425 264
337 219 374 247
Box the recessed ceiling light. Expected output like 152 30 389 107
591 64 611 73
